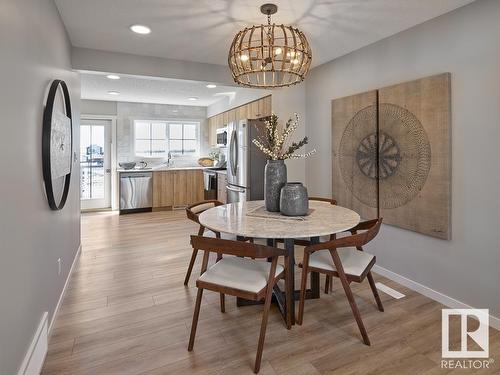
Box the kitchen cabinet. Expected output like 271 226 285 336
217 172 227 204
259 95 272 118
206 95 272 146
246 96 272 119
237 105 248 121
153 171 174 208
208 117 217 147
173 169 204 206
153 169 203 209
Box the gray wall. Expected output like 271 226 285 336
305 0 500 319
0 0 81 374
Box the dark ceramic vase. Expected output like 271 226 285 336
265 160 287 212
280 182 309 216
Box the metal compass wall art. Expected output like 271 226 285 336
332 74 451 239
42 79 73 210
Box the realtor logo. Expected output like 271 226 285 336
442 309 489 358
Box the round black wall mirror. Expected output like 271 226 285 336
42 79 73 210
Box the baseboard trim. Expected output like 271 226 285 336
373 265 500 330
17 312 48 375
48 244 82 334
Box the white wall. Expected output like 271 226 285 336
0 0 81 374
305 0 500 319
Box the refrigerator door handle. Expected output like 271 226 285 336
230 129 238 176
226 185 245 193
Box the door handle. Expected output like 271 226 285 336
105 168 111 173
226 186 245 193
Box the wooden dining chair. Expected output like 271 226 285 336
185 200 255 286
297 218 384 346
187 235 291 374
277 196 338 294
184 200 223 286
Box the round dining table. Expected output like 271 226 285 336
198 200 360 325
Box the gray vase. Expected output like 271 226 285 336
280 182 309 216
265 160 287 212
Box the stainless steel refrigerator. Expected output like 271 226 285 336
226 119 267 203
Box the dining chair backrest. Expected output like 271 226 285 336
190 235 286 260
305 218 383 253
186 200 223 224
309 197 337 205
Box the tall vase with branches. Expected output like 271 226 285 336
252 113 315 211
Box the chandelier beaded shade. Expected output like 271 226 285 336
228 3 312 88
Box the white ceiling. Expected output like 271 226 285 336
80 72 254 106
55 0 475 68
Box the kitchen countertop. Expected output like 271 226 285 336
117 166 211 173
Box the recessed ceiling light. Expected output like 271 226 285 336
130 24 151 34
188 97 198 101
107 91 120 95
206 84 217 89
106 74 120 80
172 109 179 113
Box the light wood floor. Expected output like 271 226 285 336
42 210 499 375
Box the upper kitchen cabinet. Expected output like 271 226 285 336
248 96 272 119
206 95 272 147
237 105 248 121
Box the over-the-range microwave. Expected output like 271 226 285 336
216 127 228 147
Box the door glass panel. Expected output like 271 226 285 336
80 124 105 200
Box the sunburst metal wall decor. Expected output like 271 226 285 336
228 3 312 88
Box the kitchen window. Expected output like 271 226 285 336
134 120 199 157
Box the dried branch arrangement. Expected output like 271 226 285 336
252 113 316 160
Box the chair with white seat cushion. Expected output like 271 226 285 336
184 200 223 286
188 235 290 374
297 218 384 346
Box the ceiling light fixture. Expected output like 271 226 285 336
188 97 198 101
228 3 312 88
107 91 120 95
206 84 217 88
106 74 120 80
130 24 151 34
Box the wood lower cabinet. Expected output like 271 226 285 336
217 172 227 204
173 170 204 207
153 171 174 208
153 169 204 209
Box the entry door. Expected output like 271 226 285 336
80 119 112 210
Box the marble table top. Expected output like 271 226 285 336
198 200 360 239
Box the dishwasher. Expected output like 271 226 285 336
119 172 153 214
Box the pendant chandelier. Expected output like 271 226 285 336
228 3 312 88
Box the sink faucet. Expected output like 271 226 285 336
167 151 172 166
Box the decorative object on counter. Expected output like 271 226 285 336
280 182 309 216
42 79 73 211
252 113 315 211
198 157 214 167
246 204 314 221
119 162 136 170
228 3 312 88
